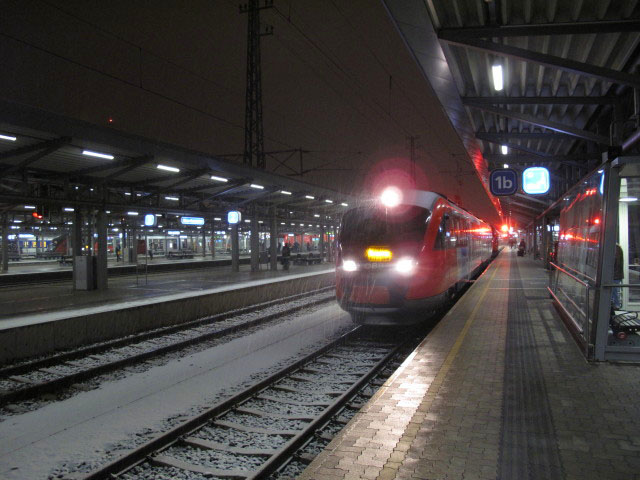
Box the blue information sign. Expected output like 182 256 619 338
522 167 550 194
490 169 518 196
227 211 241 224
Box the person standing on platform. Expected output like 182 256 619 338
116 245 121 262
281 242 291 270
612 244 624 310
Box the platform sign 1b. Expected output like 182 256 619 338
490 169 518 196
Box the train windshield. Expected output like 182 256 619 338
339 206 430 247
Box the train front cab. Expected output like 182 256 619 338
336 194 492 324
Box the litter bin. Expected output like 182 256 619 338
74 255 97 290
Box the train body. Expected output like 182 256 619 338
336 189 494 324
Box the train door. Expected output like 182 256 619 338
455 216 470 281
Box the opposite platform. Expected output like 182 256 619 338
300 250 640 480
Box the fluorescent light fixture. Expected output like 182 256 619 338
13 220 22 223
501 145 508 155
124 192 132 196
503 163 509 169
0 134 17 142
164 196 179 201
157 164 180 173
83 150 114 160
280 190 292 195
492 64 503 91
325 199 333 203
281 222 285 225
250 184 264 190
314 214 320 217
598 169 604 173
214 217 222 221
211 175 228 182
127 211 139 216
620 197 638 202
244 219 250 223
24 205 36 209
64 207 74 212
341 203 348 207
305 195 315 200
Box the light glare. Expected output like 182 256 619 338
492 64 503 91
380 187 402 208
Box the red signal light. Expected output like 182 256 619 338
501 224 509 232
32 212 43 219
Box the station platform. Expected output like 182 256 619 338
0 263 334 363
301 251 640 480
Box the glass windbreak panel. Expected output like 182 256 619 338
339 206 430 255
553 170 605 340
619 178 640 307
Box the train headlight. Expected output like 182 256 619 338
343 259 358 272
395 257 416 275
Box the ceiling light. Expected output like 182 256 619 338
314 214 320 217
325 199 333 203
24 205 36 209
64 207 74 212
620 197 638 202
305 195 315 200
501 145 508 155
127 211 139 216
503 163 509 169
164 196 179 201
250 184 264 190
83 150 114 160
157 164 180 173
124 192 131 196
0 134 16 142
341 203 348 207
280 190 292 195
492 64 503 91
214 217 222 221
211 175 228 182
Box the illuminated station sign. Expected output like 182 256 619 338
522 167 550 194
180 216 205 226
227 211 241 224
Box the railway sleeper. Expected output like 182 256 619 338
149 454 250 479
257 394 333 406
182 436 278 456
235 406 316 421
213 420 298 437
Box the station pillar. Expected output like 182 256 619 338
129 227 138 264
73 210 83 256
270 208 277 271
231 223 239 272
1 214 8 273
202 228 206 257
96 210 108 290
250 213 259 272
319 219 325 262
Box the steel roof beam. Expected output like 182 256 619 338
0 136 70 161
0 141 69 179
463 96 616 105
439 20 640 38
476 133 552 157
438 34 640 90
466 104 610 144
66 155 152 178
476 132 574 141
485 153 594 165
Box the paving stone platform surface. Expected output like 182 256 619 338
300 250 640 480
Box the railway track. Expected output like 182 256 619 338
71 326 417 480
0 287 335 410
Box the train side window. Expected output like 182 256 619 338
435 214 448 249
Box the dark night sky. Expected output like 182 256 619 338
0 0 500 223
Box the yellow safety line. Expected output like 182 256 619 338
376 262 501 480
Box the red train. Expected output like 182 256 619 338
336 188 494 324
